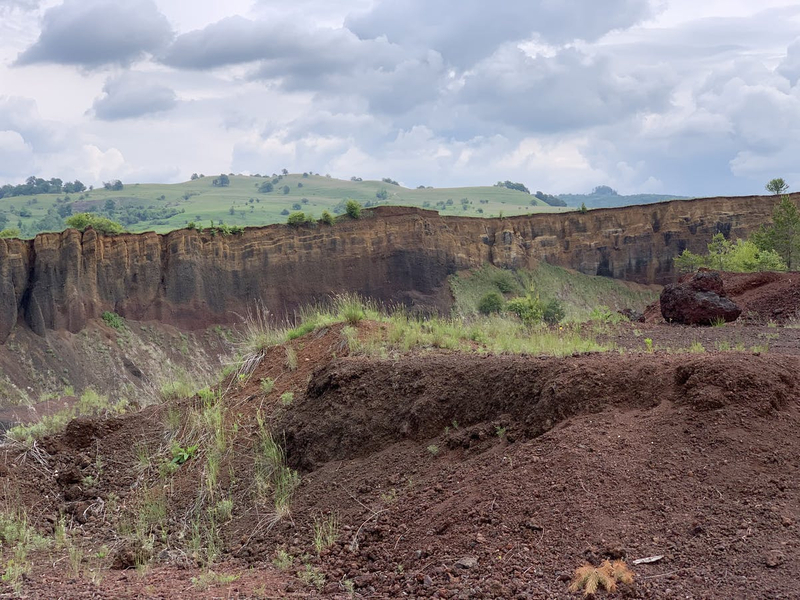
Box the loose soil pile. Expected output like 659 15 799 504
0 322 798 598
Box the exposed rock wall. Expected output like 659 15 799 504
0 194 787 341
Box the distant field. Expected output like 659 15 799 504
1 174 572 237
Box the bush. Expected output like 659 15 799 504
287 212 311 227
542 299 565 325
65 213 124 235
478 291 505 315
506 293 544 325
101 311 124 329
0 228 21 239
319 211 334 225
345 199 362 219
493 271 516 293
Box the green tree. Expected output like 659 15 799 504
258 181 274 193
212 174 230 187
752 195 800 269
766 178 789 195
319 211 334 225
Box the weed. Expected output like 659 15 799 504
335 293 367 325
495 426 507 438
299 564 326 590
254 413 300 519
160 376 196 402
212 498 234 522
427 444 440 456
644 338 653 352
192 571 240 591
716 340 732 351
569 560 634 596
312 513 339 554
170 442 198 465
688 341 706 353
260 377 275 394
285 347 298 371
280 391 294 406
711 316 727 327
273 548 293 569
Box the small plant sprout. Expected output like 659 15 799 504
280 391 294 406
427 444 440 456
644 338 653 352
312 513 340 554
260 377 275 394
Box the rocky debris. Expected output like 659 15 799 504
618 308 645 322
660 271 741 325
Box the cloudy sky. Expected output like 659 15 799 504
1 0 799 196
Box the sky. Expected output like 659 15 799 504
1 0 799 196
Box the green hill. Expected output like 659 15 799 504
0 174 572 237
558 185 690 208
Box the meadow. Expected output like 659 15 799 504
2 174 571 237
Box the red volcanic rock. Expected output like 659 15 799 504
660 271 741 325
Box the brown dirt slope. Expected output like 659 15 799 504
0 325 798 598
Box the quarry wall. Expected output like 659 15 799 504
0 194 786 341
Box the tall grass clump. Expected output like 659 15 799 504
234 302 284 379
254 412 300 520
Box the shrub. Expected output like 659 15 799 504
542 299 565 325
493 271 516 293
319 211 334 225
506 293 544 325
345 199 362 219
65 213 124 235
286 212 311 227
102 311 124 329
0 228 21 239
478 291 505 315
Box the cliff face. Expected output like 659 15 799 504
0 194 786 341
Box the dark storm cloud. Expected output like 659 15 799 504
91 73 177 120
345 0 656 68
15 0 173 68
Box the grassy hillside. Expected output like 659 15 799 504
0 174 572 237
450 263 659 322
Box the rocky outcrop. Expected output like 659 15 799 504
660 271 742 325
0 194 790 341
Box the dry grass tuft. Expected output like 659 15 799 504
568 560 634 596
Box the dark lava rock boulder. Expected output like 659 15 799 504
661 271 741 325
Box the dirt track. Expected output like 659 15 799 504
1 323 799 598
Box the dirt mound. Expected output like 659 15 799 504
2 323 800 598
646 270 800 323
280 352 797 470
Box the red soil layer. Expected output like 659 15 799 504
1 324 798 598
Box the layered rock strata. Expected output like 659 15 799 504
0 194 786 341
